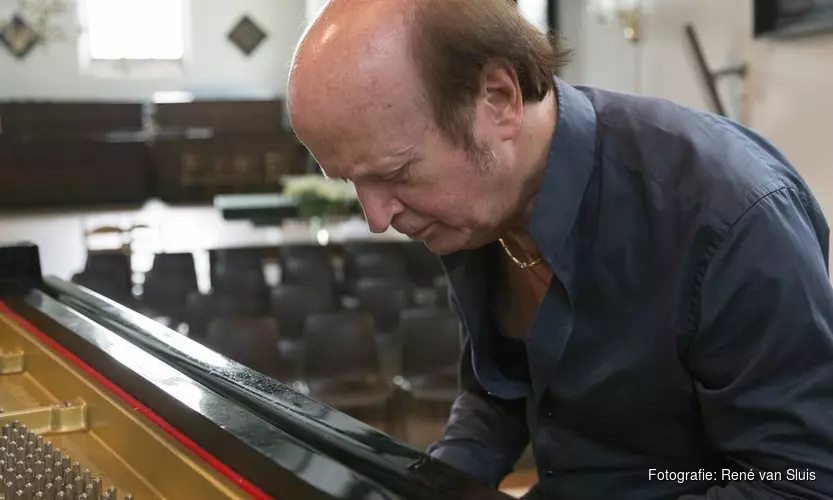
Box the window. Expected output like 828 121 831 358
85 0 185 60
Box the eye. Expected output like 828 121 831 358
389 161 412 183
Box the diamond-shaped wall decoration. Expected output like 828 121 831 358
0 14 41 60
228 15 267 57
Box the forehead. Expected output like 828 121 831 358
292 81 431 178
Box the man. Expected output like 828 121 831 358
286 0 833 498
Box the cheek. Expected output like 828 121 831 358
396 178 483 221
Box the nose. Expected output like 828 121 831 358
355 183 403 233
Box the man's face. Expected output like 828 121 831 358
291 95 520 255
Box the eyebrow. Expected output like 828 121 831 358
324 156 416 183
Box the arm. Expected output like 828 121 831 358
681 188 833 499
426 291 529 488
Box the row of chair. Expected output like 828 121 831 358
197 305 460 435
73 241 447 318
71 242 459 442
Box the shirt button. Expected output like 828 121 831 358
546 411 553 417
545 470 554 478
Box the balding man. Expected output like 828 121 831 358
287 1 833 498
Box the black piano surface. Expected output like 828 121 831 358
0 243 512 500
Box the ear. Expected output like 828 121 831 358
478 61 524 141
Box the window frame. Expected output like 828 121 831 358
77 0 192 79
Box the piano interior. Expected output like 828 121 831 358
0 308 248 500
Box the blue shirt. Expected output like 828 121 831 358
429 79 833 499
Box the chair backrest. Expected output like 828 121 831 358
270 284 336 340
210 248 262 279
204 316 285 379
71 270 133 304
402 241 445 287
84 251 132 289
398 308 461 379
278 244 332 264
353 279 410 333
303 311 379 382
148 252 198 284
343 249 407 287
143 253 199 311
280 257 335 288
185 290 269 339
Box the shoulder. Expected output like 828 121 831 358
578 86 817 229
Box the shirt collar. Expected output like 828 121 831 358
528 78 598 266
439 78 599 304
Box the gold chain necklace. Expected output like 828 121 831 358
498 237 543 269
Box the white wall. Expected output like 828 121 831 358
0 0 306 100
561 0 833 263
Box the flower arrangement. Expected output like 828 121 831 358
282 174 359 219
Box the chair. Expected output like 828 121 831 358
71 269 135 307
78 251 133 298
184 290 269 340
210 249 267 293
396 307 462 444
397 308 461 399
141 252 199 324
270 283 336 366
280 256 335 289
270 284 336 340
279 244 335 287
302 311 396 432
203 316 287 380
342 244 407 293
402 241 446 288
353 279 410 336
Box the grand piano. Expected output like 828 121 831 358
0 243 510 500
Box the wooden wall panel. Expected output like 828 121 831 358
154 100 284 136
0 102 144 140
0 140 150 208
152 134 309 204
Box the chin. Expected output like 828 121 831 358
422 232 481 256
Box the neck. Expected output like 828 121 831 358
502 90 558 242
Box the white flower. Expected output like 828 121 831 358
283 175 357 202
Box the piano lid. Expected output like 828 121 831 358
0 243 515 500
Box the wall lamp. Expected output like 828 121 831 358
587 0 643 44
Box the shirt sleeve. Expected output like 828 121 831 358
681 187 833 500
426 289 530 488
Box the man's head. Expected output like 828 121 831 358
288 0 569 254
